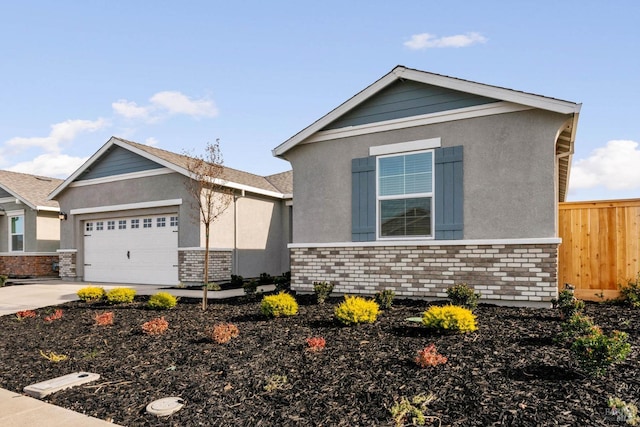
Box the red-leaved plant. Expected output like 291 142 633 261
94 312 114 326
16 310 36 320
306 336 326 352
142 317 169 335
211 323 239 344
415 344 447 368
44 309 63 322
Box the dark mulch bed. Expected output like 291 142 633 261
0 295 638 426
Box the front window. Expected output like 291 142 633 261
377 151 433 238
10 215 24 251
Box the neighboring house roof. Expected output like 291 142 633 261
265 170 293 195
49 137 292 200
0 170 62 211
272 65 581 202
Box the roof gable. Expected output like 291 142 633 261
76 145 164 181
49 137 293 200
0 170 62 210
272 65 581 157
321 79 499 131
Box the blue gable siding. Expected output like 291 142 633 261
322 80 499 130
77 146 163 181
0 187 11 198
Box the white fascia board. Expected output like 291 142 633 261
68 168 175 188
272 71 399 157
69 198 182 215
398 68 582 115
36 206 60 212
5 209 25 216
370 138 441 156
307 102 531 144
208 177 287 199
0 197 15 204
289 237 562 249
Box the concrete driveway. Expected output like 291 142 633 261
0 280 163 316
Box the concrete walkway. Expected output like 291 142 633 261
0 280 274 426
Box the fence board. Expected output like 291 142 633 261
559 199 640 301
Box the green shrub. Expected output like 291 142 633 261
619 272 640 308
446 283 480 310
607 396 639 425
374 289 395 310
259 272 273 286
260 292 299 317
77 286 106 302
559 313 595 341
422 305 477 333
571 327 631 376
206 282 221 291
334 295 379 325
313 281 334 304
147 292 177 309
274 272 291 292
0 275 7 287
230 274 244 288
243 279 258 297
552 287 585 318
105 287 136 304
389 393 437 427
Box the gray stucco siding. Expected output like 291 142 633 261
286 109 569 243
77 146 163 181
323 80 498 130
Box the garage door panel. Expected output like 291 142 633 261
84 215 178 285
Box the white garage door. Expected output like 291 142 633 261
84 215 179 285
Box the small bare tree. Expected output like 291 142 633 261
184 139 233 310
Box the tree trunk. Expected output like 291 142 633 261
203 223 210 310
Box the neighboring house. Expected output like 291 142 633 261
0 170 63 277
49 136 292 286
273 65 581 306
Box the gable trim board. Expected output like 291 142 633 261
305 102 532 145
69 168 175 188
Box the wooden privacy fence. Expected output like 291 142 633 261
558 198 640 301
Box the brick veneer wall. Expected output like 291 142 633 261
57 251 77 279
0 254 59 277
290 243 558 305
178 249 233 284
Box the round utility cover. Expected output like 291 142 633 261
146 397 184 416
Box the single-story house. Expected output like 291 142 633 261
0 170 63 277
49 136 292 286
273 65 581 306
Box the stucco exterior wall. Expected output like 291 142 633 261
284 109 569 244
35 211 60 252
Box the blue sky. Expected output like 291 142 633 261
1 1 638 201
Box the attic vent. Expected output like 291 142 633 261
34 177 52 182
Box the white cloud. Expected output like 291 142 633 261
7 153 88 178
145 137 159 147
112 91 218 121
404 32 487 50
112 100 150 120
570 140 640 190
1 118 107 155
150 91 218 118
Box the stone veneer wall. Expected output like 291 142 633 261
57 250 77 279
290 243 558 305
0 254 59 277
178 249 233 284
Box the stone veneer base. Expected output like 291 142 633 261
290 243 558 306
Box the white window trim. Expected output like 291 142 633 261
369 137 441 156
7 210 25 252
376 150 435 240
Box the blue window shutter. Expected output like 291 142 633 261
435 146 463 240
352 156 376 241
